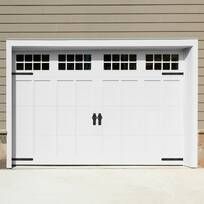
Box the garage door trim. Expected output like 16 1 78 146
6 39 198 168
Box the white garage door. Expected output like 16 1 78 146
12 50 184 165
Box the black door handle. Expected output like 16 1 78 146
92 113 97 126
98 113 103 126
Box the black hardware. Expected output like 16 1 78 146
12 72 33 75
98 113 103 125
161 158 183 161
92 113 103 126
92 113 97 126
162 72 184 75
12 158 33 161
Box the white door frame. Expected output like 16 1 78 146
6 39 198 168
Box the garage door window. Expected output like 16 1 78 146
145 54 179 71
58 54 92 70
104 54 137 70
16 54 50 71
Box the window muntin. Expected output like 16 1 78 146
145 54 179 71
58 54 91 70
103 54 137 70
16 54 50 71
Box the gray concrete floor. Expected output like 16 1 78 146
0 166 204 204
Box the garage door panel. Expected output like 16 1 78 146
142 82 162 106
76 81 94 107
103 108 120 136
162 81 182 106
57 107 75 136
122 136 146 162
76 107 94 136
143 109 161 135
146 136 183 161
14 134 33 158
35 107 56 136
102 136 121 162
121 82 141 106
57 81 75 106
16 107 33 136
16 80 33 106
161 136 184 157
76 136 102 161
121 108 144 135
102 82 120 106
161 108 183 135
57 136 76 160
34 80 55 106
35 136 56 161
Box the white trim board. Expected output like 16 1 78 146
6 39 198 168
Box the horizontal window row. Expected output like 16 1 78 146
58 63 91 70
16 63 49 71
146 54 179 62
58 54 91 62
146 63 179 70
16 54 49 62
104 63 137 70
104 54 137 62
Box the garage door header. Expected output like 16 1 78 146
7 39 198 50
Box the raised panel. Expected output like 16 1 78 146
57 107 75 136
35 107 56 136
102 81 120 106
76 81 94 107
16 80 33 106
34 81 55 106
57 81 75 106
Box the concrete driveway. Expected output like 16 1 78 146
0 166 204 204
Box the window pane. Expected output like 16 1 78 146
104 54 111 61
67 55 74 62
84 55 91 61
163 54 170 61
129 63 137 70
34 55 41 61
154 54 162 61
129 54 137 61
121 54 128 61
75 63 83 70
42 63 49 70
121 63 128 70
104 63 111 70
42 54 49 62
67 63 74 70
112 55 120 61
155 63 161 70
75 55 83 62
34 63 41 70
163 63 170 70
25 63 32 70
59 55 66 61
16 63 24 70
58 63 66 70
146 55 153 61
171 63 179 70
16 55 24 61
146 63 153 70
112 63 120 70
25 55 32 61
84 63 91 70
172 54 179 61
